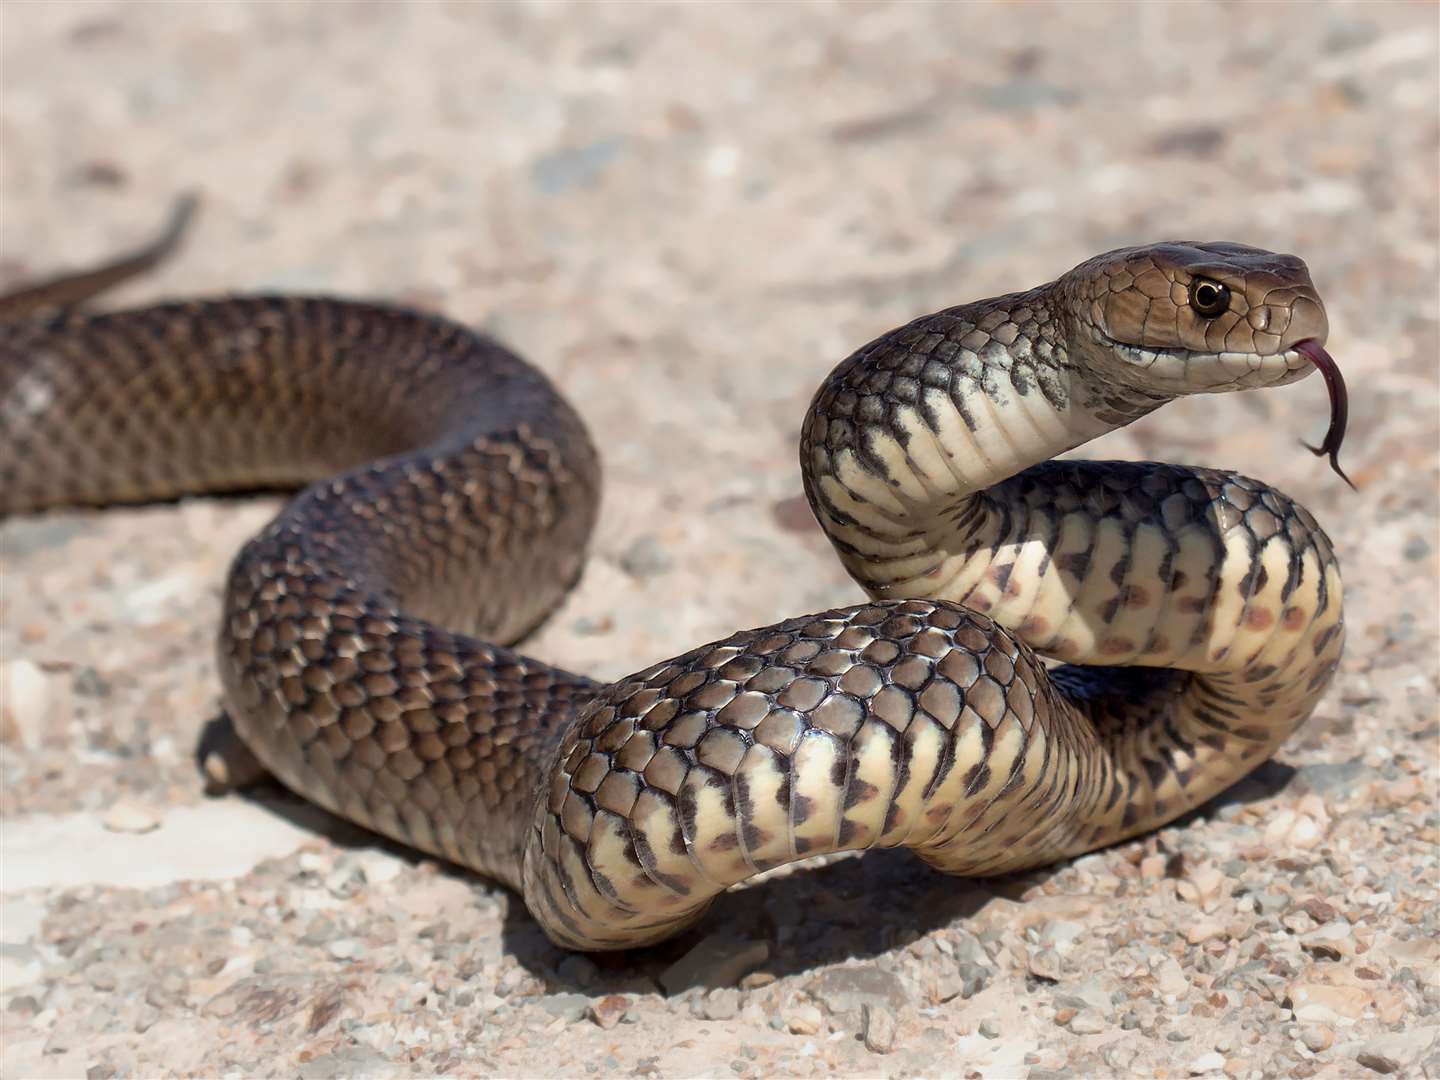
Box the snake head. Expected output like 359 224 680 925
1064 241 1352 487
1067 240 1328 394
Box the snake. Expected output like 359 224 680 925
0 200 1349 951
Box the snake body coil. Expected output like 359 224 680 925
1 217 1345 950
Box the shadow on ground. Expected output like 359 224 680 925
198 708 1308 999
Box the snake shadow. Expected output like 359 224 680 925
504 755 1299 993
198 712 1297 996
508 759 1296 993
200 715 1006 988
499 847 1031 993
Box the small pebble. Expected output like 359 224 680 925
1300 1024 1335 1052
784 1002 823 1035
1354 1027 1440 1074
495 966 528 996
1187 865 1226 908
327 939 362 961
297 851 332 875
589 995 629 1029
1293 898 1338 923
1188 1050 1225 1075
145 973 188 1008
0 658 69 748
810 964 910 1020
1300 919 1355 957
702 989 740 1021
1265 804 1328 848
957 961 991 999
1140 853 1167 880
1037 920 1084 952
1288 981 1369 1022
324 865 366 899
1253 891 1290 915
932 969 965 1003
1028 948 1062 981
861 1004 896 1054
1154 957 1189 997
1186 919 1227 945
86 964 118 991
1055 980 1111 1015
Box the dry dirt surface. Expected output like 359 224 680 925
2 3 1437 1078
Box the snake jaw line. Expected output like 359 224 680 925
1098 336 1315 395
1096 323 1357 491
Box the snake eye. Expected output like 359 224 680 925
1189 278 1231 318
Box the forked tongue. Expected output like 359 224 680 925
1294 339 1355 491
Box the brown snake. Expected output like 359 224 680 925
0 202 1348 951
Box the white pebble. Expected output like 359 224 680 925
328 938 362 961
1 658 68 748
102 798 161 834
1188 1050 1225 1075
784 1003 823 1035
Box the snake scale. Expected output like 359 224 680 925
0 202 1348 951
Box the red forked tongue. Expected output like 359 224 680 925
1294 339 1356 491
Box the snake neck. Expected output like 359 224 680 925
800 288 1171 597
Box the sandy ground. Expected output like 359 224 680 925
2 2 1437 1077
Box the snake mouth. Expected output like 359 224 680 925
1099 331 1354 490
1096 330 1313 392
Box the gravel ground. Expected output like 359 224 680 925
2 3 1437 1078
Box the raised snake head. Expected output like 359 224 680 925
1065 240 1329 394
1061 240 1349 485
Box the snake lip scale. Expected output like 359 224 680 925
0 208 1348 951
